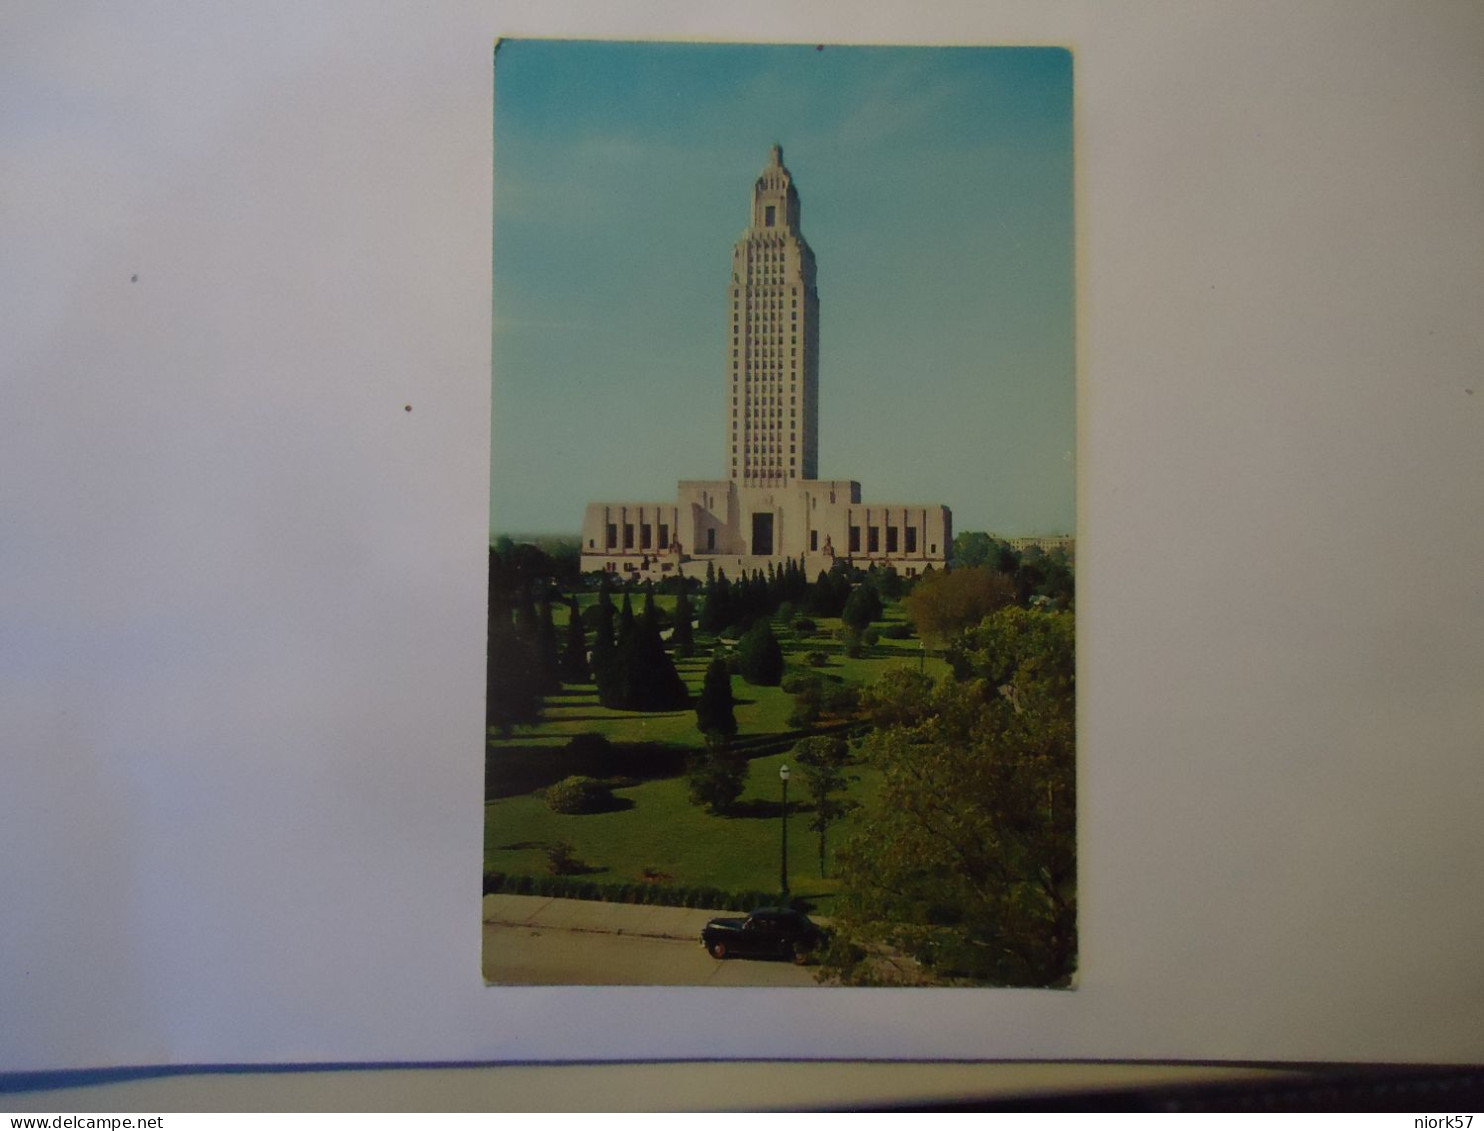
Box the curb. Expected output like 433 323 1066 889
485 918 700 943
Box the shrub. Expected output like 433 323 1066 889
545 840 585 875
544 775 615 814
792 617 817 635
787 701 820 729
781 671 822 694
806 650 830 667
821 683 862 717
882 622 914 640
862 627 881 647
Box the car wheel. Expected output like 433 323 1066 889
708 942 727 959
792 944 810 966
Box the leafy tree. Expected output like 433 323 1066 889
686 735 746 814
735 619 785 686
792 736 855 878
695 656 737 738
825 607 1075 987
1037 551 1075 611
952 530 994 569
900 566 1016 647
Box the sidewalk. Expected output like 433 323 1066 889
483 893 730 942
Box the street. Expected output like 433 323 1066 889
483 921 824 986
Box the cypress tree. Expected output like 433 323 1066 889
591 575 618 704
513 582 539 643
701 570 733 635
736 619 785 686
642 580 658 632
695 656 738 738
672 586 695 658
536 587 562 692
618 587 636 648
617 620 690 711
487 600 542 735
560 597 588 683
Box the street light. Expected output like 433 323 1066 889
778 763 791 897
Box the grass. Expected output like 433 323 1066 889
485 597 945 909
484 750 882 913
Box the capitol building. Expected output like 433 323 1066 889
580 146 952 579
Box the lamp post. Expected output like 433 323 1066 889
778 763 791 897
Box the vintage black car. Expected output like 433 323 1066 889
700 907 826 963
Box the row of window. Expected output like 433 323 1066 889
602 522 671 552
732 441 796 453
844 526 921 555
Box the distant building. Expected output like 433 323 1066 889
580 146 952 579
1003 535 1075 557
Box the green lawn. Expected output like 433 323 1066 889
484 750 882 912
485 597 942 908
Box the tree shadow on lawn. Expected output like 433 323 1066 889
723 797 822 820
576 795 637 814
487 742 689 800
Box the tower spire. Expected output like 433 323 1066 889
726 149 819 485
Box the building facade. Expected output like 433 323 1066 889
580 146 951 580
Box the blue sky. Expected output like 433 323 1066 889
492 41 1073 536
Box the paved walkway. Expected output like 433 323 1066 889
483 893 729 942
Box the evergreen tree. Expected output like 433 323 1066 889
736 619 785 686
733 572 753 629
701 570 733 635
590 575 619 705
560 597 589 683
535 587 562 692
513 582 539 642
695 656 738 738
642 581 658 631
672 586 695 658
842 583 884 632
615 619 690 711
618 587 636 648
486 600 542 735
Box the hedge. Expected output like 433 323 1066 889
482 870 796 912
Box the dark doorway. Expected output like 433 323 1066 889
751 512 774 556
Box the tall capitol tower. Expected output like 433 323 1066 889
728 144 819 485
579 146 950 578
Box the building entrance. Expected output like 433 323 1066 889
751 512 774 556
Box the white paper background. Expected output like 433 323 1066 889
3 1 1481 1072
